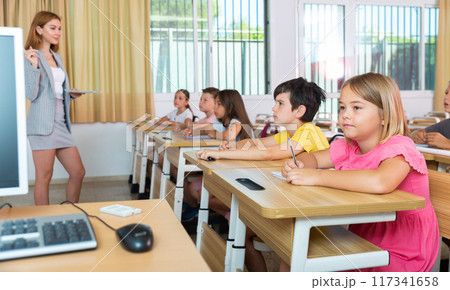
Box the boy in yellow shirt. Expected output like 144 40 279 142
197 77 329 161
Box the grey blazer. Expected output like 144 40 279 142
24 50 72 136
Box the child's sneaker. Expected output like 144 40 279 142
182 206 199 222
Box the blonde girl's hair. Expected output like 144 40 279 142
25 11 61 52
341 73 410 144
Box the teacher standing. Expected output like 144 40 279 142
23 11 85 205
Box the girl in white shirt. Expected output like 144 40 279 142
155 89 193 130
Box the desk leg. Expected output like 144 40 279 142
230 195 246 272
290 218 311 272
149 141 159 199
173 148 188 221
138 132 148 194
160 148 170 201
224 194 238 272
130 129 139 193
196 177 210 250
438 162 450 173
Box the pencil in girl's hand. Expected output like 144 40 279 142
228 128 232 148
288 137 299 167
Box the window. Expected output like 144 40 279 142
300 0 439 116
301 1 439 92
424 7 438 90
150 1 195 93
303 4 345 94
150 0 269 95
356 5 421 90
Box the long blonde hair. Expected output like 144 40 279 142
341 73 410 144
24 11 61 52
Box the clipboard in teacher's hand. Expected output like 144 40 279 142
65 89 101 94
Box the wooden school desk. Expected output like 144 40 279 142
151 132 223 220
0 200 210 272
127 117 153 191
183 151 287 271
212 168 425 272
134 124 174 194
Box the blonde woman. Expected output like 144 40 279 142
24 11 85 205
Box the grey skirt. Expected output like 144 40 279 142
28 98 76 150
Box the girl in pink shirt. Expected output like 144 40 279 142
282 73 439 272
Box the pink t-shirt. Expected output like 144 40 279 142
329 135 439 272
197 113 216 124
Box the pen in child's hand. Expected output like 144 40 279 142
228 128 232 148
288 138 299 167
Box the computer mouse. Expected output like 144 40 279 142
206 156 216 161
116 223 153 253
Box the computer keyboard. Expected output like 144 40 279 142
0 213 97 261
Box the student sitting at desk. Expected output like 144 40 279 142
182 89 253 221
150 89 194 190
154 89 193 130
182 87 218 134
161 87 219 185
196 77 329 161
195 77 329 271
282 73 439 272
411 81 450 149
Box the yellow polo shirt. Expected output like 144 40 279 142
274 122 329 153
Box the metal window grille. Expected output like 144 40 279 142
150 0 268 94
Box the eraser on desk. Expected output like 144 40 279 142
100 204 142 217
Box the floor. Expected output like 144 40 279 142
0 177 134 207
1 177 447 272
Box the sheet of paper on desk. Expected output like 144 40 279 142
271 171 286 180
152 130 170 133
183 135 212 139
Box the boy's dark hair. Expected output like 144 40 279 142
273 77 326 122
202 87 220 98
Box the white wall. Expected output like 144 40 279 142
35 0 434 181
27 123 131 181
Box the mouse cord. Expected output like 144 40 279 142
0 203 13 210
60 200 117 231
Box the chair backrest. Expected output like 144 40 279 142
429 170 450 239
409 116 440 125
255 113 271 124
260 121 278 138
426 111 450 120
329 134 345 144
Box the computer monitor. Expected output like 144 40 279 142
0 27 28 196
